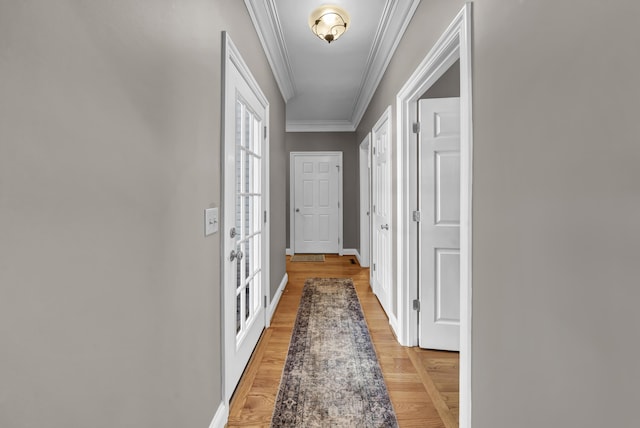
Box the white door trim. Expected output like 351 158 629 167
359 135 371 267
221 31 270 404
289 151 343 255
396 4 473 427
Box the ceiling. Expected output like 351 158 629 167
245 0 421 132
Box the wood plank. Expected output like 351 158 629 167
406 347 459 428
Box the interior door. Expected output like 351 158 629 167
371 109 392 318
291 153 342 254
223 34 267 399
418 97 460 351
359 135 371 267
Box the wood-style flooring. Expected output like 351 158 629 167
227 255 459 427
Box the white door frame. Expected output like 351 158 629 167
359 135 371 267
289 151 343 255
221 32 270 404
396 4 473 427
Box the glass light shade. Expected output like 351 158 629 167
308 5 350 44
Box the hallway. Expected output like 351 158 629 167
227 255 459 427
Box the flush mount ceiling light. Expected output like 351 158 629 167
308 5 350 44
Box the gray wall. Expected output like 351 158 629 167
285 132 359 250
0 1 286 427
357 0 640 427
420 59 460 99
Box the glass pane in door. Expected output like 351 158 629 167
234 98 263 342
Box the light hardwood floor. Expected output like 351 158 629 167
227 255 459 427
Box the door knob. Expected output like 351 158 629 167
230 249 244 262
381 224 389 230
295 208 300 212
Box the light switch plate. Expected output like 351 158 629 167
205 207 218 236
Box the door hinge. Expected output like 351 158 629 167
413 299 420 311
373 263 376 271
413 122 421 134
373 147 377 155
264 295 267 308
412 210 421 222
264 210 267 223
264 126 267 139
373 204 376 213
337 201 340 208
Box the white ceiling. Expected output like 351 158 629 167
245 0 420 132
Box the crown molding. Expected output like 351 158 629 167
286 120 356 133
246 0 420 132
350 0 421 130
244 0 296 101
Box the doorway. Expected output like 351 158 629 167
222 32 270 402
418 96 461 351
396 4 472 427
289 152 343 255
370 107 396 331
359 135 371 267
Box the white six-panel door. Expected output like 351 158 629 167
371 108 393 320
223 34 268 400
418 97 461 351
290 152 342 254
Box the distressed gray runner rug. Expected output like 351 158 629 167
271 278 398 427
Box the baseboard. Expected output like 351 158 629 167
342 249 362 266
388 313 400 342
208 401 228 428
268 273 288 324
285 248 293 256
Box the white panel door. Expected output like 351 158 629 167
291 153 342 254
223 35 267 399
359 135 371 267
418 97 460 351
371 109 392 319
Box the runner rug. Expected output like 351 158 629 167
271 278 398 427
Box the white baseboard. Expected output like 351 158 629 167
388 313 400 343
268 273 288 325
285 248 293 256
208 401 228 428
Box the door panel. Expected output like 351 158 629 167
418 97 460 351
318 180 329 205
371 109 393 319
436 152 461 224
359 136 371 267
436 249 461 321
291 153 342 254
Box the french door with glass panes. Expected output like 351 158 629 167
222 33 269 400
